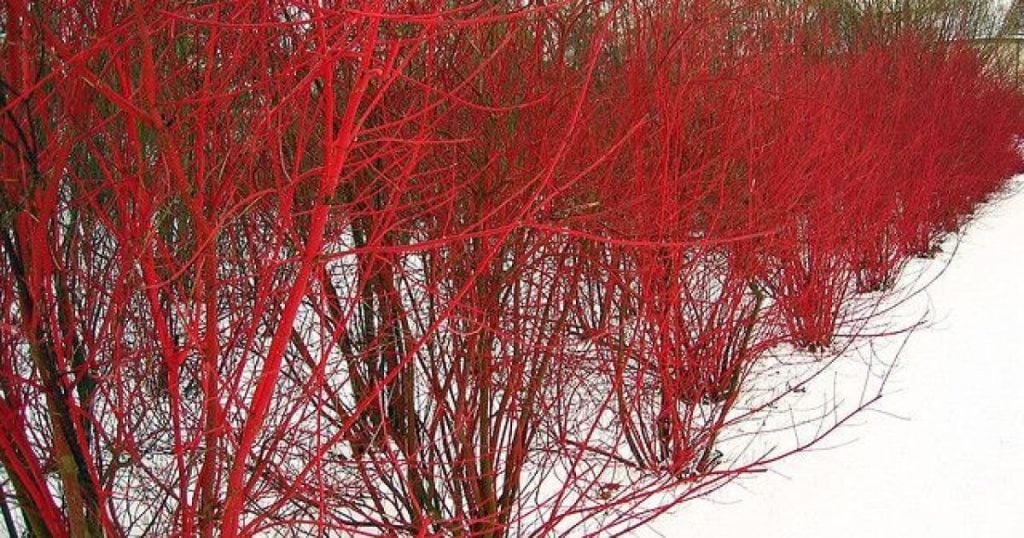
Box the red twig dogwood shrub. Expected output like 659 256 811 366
1 1 1021 536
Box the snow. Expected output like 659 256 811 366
642 175 1024 538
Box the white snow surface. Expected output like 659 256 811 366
642 175 1024 538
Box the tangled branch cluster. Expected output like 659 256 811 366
1 1 1021 536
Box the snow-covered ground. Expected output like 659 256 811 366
643 175 1024 538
